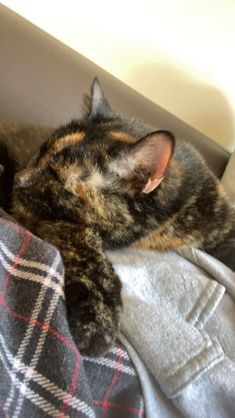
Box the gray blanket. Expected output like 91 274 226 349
110 246 235 418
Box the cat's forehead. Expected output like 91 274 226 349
48 132 85 154
35 131 85 171
53 129 134 147
54 124 135 143
42 123 136 160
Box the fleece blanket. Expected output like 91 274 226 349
109 246 235 418
0 210 144 418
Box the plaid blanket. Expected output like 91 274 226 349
0 210 144 418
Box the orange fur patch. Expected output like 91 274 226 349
76 184 85 198
133 215 185 251
133 230 184 251
36 133 85 171
109 131 134 143
52 133 85 154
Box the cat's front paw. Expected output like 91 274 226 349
68 300 122 357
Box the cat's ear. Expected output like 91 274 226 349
115 130 175 194
88 78 115 119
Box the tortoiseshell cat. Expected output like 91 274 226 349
3 79 235 356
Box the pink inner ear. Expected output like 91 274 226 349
150 132 174 178
133 130 174 194
142 176 164 194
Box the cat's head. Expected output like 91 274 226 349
13 79 175 236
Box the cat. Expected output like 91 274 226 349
0 124 53 209
3 78 235 357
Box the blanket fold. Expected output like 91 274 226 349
108 248 229 399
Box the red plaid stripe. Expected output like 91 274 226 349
0 210 145 417
100 349 124 418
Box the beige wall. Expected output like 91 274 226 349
2 0 235 151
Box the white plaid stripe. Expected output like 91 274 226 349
0 245 64 297
0 240 64 284
5 252 62 413
138 397 144 417
0 346 69 417
0 334 95 418
111 346 130 360
11 252 62 417
84 356 136 376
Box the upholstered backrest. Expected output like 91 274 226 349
0 4 229 178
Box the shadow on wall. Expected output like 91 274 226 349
128 61 235 151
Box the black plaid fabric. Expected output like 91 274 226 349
0 210 144 418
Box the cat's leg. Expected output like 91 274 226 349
206 227 235 272
36 221 122 357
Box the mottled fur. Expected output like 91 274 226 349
2 79 235 356
0 124 53 209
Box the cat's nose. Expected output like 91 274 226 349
14 168 35 188
14 172 26 188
